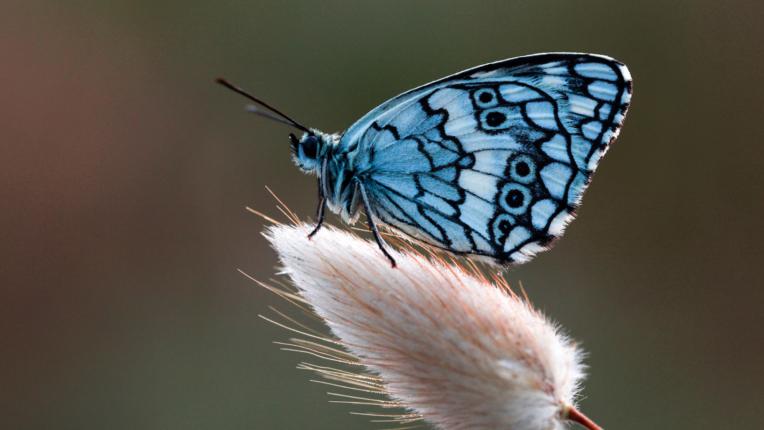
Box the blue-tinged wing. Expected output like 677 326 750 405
344 53 632 264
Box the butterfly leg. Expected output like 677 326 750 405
356 179 397 268
308 177 326 239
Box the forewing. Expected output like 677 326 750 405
346 53 632 263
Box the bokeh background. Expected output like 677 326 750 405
3 1 763 429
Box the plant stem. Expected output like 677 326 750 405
565 405 603 430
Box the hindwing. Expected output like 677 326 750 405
342 53 632 263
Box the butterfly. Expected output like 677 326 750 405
218 52 632 267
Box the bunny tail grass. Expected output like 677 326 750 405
256 223 599 430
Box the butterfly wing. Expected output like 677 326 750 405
342 53 632 263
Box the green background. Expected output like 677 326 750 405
3 1 763 429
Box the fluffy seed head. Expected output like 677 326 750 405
264 224 586 430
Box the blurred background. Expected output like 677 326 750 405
2 1 763 429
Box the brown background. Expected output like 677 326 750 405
2 1 763 429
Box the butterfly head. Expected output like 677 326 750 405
290 131 332 173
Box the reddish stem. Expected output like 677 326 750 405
565 405 603 430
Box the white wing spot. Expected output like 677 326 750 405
568 94 597 117
473 150 513 176
503 226 531 253
459 193 495 239
587 80 618 101
581 120 604 140
598 103 611 120
548 210 571 236
541 75 565 86
540 162 572 200
531 199 557 230
525 101 558 130
511 242 546 263
541 134 570 163
499 84 543 103
574 62 617 81
428 88 467 110
460 133 521 153
458 169 498 201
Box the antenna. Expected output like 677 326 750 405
244 104 298 128
216 78 311 134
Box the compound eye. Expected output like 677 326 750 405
301 135 318 159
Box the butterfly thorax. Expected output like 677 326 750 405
292 130 363 224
